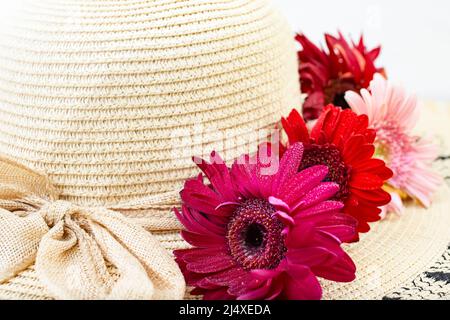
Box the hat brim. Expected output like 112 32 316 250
320 184 450 299
1 186 448 300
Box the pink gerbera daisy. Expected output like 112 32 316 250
174 143 357 300
345 74 442 214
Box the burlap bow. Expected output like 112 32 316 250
0 156 185 299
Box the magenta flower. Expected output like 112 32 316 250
174 143 357 300
345 74 442 214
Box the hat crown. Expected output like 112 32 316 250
0 0 301 206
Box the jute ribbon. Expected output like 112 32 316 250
0 156 185 299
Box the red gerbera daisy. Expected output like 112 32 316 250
296 32 385 120
282 105 393 236
174 143 357 300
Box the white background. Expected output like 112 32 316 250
0 1 449 100
274 0 450 101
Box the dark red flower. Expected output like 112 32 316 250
174 143 357 300
296 32 385 120
282 105 393 237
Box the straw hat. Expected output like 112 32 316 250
0 0 300 299
0 0 448 300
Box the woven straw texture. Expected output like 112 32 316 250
0 0 301 299
320 185 450 299
0 0 300 207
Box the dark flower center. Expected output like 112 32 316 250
331 93 351 110
227 199 286 270
244 223 265 248
324 79 355 110
300 144 351 201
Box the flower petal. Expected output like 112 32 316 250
194 151 237 202
271 143 304 193
352 158 393 180
294 200 344 219
181 177 225 216
237 279 274 300
311 251 356 283
181 230 226 248
279 165 329 206
175 206 225 236
206 267 247 287
345 90 369 115
351 187 391 205
310 104 341 142
184 251 236 274
349 172 384 190
230 155 261 198
315 214 358 243
287 247 338 267
202 287 236 300
293 182 340 211
281 109 310 144
344 141 375 165
284 270 322 300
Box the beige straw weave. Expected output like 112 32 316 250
0 0 300 207
0 0 301 299
321 185 450 299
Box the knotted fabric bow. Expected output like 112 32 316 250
0 156 185 299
